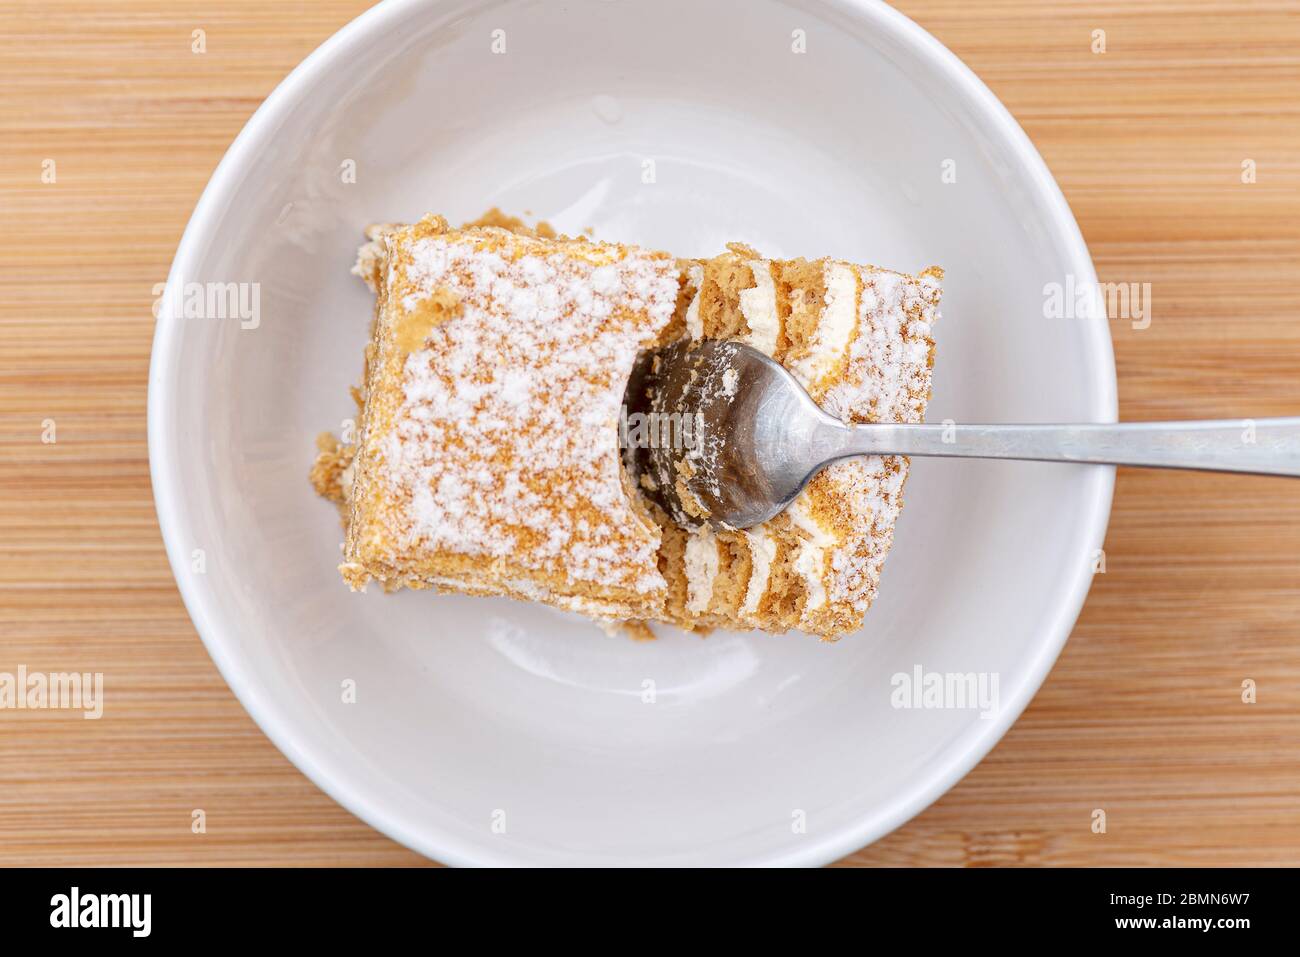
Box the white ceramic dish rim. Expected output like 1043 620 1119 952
147 0 1118 867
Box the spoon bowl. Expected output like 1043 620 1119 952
625 339 842 529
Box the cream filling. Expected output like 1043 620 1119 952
787 495 835 615
465 577 635 619
739 260 779 356
684 526 719 615
502 577 551 599
789 262 858 393
787 494 836 548
794 543 827 613
740 530 777 617
684 263 705 340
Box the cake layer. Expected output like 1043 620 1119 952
335 215 680 620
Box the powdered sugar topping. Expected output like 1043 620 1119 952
376 229 678 594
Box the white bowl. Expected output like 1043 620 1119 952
149 0 1115 866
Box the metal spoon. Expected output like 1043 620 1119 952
623 339 1300 531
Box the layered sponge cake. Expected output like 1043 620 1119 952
649 246 942 638
325 214 680 619
312 214 941 640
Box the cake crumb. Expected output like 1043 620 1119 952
310 431 355 513
617 620 657 641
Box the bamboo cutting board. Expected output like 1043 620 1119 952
1 0 1298 867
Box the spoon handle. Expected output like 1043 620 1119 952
835 417 1300 477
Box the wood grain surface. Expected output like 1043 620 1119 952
1 0 1298 867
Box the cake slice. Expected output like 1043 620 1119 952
312 215 941 640
328 214 680 620
648 246 942 638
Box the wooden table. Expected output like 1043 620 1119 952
2 0 1297 867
